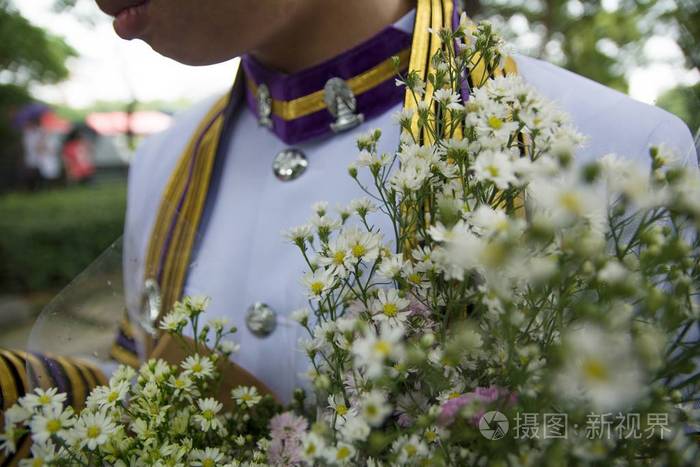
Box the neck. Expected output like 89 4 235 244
250 0 414 73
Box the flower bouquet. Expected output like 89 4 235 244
3 16 700 467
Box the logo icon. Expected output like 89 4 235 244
479 411 509 440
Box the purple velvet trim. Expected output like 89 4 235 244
116 328 138 354
242 26 410 101
39 354 72 405
266 69 406 145
156 107 226 283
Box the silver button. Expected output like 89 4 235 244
139 278 161 336
273 148 308 181
324 77 364 133
256 83 273 129
245 302 277 337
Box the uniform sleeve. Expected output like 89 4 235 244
0 349 108 463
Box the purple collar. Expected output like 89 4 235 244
241 24 412 145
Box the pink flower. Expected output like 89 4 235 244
437 386 516 427
268 412 307 465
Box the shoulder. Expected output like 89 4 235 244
512 54 698 169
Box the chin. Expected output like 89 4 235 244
146 35 241 66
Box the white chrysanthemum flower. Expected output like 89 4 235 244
433 88 460 107
20 388 66 412
4 404 31 426
317 235 353 277
392 107 415 125
217 339 240 355
312 201 329 216
349 197 377 217
556 324 644 411
360 390 392 427
232 386 262 408
393 434 430 464
184 295 211 315
109 365 136 386
301 432 326 461
159 308 188 332
339 415 371 443
378 253 406 280
290 307 311 326
389 158 431 194
473 150 517 189
283 224 313 245
353 325 405 378
74 410 115 450
19 440 57 466
310 214 342 235
91 380 129 408
328 394 353 422
181 355 215 379
190 447 224 467
371 288 411 325
29 406 74 444
302 268 336 299
167 374 197 399
343 228 382 263
323 442 356 465
193 398 224 432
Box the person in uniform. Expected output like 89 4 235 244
1 2 698 460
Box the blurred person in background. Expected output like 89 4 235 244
61 127 96 184
21 115 61 188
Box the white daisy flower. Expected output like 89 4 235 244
473 150 517 189
283 224 313 245
181 355 215 380
74 410 115 450
193 398 224 432
371 289 411 325
360 390 392 427
190 447 224 467
29 406 74 444
352 324 405 378
301 268 336 299
301 432 326 461
323 442 356 465
231 386 262 408
20 387 66 412
339 415 371 443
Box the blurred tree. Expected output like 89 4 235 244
656 82 700 133
464 0 698 92
0 0 76 191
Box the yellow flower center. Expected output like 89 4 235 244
46 419 61 433
336 404 348 416
305 443 317 456
583 358 609 383
425 430 438 443
202 410 214 420
192 362 203 373
404 444 418 457
38 394 51 405
373 340 391 357
486 165 500 177
336 446 352 460
383 303 398 317
86 426 101 439
333 250 346 265
31 459 44 467
202 459 215 467
408 273 421 284
448 392 462 400
175 379 185 388
351 244 366 258
488 116 503 129
366 405 378 417
107 391 119 403
560 191 583 215
311 282 324 295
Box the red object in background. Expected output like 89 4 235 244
85 111 172 136
62 139 95 182
40 112 71 133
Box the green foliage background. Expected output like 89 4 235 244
0 182 127 294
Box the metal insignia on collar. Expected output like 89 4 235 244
272 148 308 181
245 302 277 337
256 83 273 129
324 77 364 133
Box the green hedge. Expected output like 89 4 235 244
0 182 127 293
